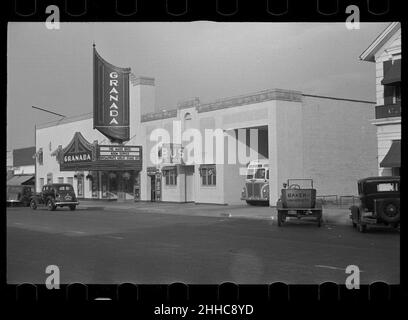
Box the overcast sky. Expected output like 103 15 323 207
7 22 387 150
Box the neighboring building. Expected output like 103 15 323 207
35 78 378 205
7 146 36 185
360 22 401 176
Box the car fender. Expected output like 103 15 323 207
30 195 43 204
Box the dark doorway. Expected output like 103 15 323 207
150 175 156 202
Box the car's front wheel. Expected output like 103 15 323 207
30 199 37 210
47 199 56 211
69 205 76 211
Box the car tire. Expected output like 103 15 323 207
30 199 37 210
352 222 357 228
377 199 400 224
69 205 76 211
47 199 56 211
246 200 255 206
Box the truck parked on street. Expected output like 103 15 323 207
276 179 323 227
241 159 269 205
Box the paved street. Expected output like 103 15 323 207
7 203 399 284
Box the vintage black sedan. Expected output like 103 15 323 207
30 183 79 211
350 176 400 232
7 185 34 207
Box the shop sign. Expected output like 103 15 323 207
160 143 184 164
64 153 92 163
93 46 130 143
60 132 95 170
147 167 159 175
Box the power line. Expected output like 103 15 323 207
32 106 66 118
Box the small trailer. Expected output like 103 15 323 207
276 179 323 227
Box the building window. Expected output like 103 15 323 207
47 173 53 184
67 177 74 186
58 177 64 183
163 168 177 186
39 178 44 189
394 85 401 104
200 165 216 186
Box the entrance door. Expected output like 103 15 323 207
77 175 84 198
150 175 156 202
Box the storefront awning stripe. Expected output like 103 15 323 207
380 140 400 168
381 59 401 85
7 175 35 185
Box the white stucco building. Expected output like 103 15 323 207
35 74 378 205
360 22 401 176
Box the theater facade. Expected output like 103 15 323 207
35 47 379 205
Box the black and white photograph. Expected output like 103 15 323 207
6 20 400 286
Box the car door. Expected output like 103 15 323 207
41 186 48 204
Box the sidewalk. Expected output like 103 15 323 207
78 200 351 224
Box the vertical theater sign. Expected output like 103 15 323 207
93 44 131 143
55 46 142 201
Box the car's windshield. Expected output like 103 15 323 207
247 168 266 179
58 185 73 191
254 169 265 179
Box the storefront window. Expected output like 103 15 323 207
201 166 216 186
122 171 135 194
58 177 64 183
163 169 177 186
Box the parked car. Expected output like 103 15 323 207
30 183 79 211
350 176 400 232
276 179 323 227
7 185 34 207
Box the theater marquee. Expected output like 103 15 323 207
98 145 141 161
59 132 142 172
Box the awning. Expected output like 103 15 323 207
381 59 401 85
7 174 35 185
380 140 400 168
161 165 177 171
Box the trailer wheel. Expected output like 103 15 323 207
358 223 367 233
317 210 323 227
